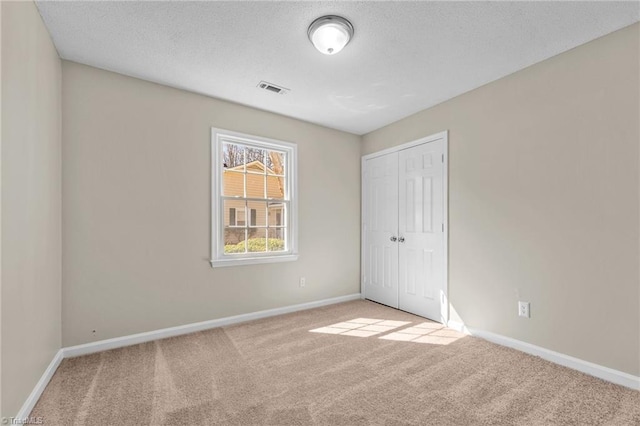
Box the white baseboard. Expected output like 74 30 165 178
18 295 638 421
15 349 64 421
446 320 468 334
15 293 360 418
63 293 361 358
447 320 639 390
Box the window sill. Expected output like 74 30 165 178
209 254 299 268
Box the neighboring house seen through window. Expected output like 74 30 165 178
211 128 298 267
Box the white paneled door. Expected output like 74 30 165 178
363 151 399 309
362 133 447 323
398 140 445 321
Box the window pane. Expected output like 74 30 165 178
225 200 246 227
229 207 236 225
247 228 267 253
247 201 267 227
268 203 285 227
222 170 245 197
237 208 246 226
266 150 285 175
246 173 266 199
268 228 286 252
266 175 285 200
224 228 246 254
245 147 266 173
223 143 245 171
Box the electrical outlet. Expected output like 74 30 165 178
518 301 530 318
299 277 306 287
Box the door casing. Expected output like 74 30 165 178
361 130 449 324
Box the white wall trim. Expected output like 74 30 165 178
63 293 361 358
441 132 449 324
15 349 64 421
361 130 449 161
18 295 637 420
446 320 469 334
209 254 299 268
446 320 640 390
15 293 361 418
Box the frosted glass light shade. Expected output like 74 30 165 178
308 16 354 55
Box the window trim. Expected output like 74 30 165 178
210 128 298 268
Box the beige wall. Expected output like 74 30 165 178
1 1 62 418
61 61 361 347
0 9 635 417
362 24 640 376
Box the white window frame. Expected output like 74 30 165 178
210 128 298 267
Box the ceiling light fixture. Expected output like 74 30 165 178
307 15 354 55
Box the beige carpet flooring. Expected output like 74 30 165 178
32 300 639 425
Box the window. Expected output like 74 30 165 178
211 128 298 267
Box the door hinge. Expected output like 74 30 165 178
442 223 444 232
442 154 444 163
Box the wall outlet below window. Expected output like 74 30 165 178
518 301 530 318
299 277 306 287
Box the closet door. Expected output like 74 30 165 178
398 140 445 322
363 152 399 309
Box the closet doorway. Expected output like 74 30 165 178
361 131 448 323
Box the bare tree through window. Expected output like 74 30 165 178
223 144 264 168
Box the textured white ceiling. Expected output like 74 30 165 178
36 1 639 135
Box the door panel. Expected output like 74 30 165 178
398 140 445 322
364 152 399 308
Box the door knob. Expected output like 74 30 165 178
398 236 405 243
390 236 398 242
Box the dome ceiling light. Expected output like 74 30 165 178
307 15 354 55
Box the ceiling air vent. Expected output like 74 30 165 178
257 81 289 95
